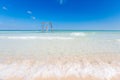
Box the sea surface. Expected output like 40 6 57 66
0 30 120 80
0 30 120 56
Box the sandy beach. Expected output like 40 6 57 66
0 54 120 80
0 31 120 80
0 0 120 79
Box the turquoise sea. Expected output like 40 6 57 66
0 30 120 56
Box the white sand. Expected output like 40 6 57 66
0 54 120 80
0 32 120 80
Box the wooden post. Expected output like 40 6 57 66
46 25 48 32
49 22 53 32
41 22 45 32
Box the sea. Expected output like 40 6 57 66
0 30 120 56
0 30 120 80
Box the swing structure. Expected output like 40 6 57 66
41 22 53 32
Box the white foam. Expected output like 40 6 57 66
0 36 74 40
116 39 120 42
0 62 120 80
70 32 86 37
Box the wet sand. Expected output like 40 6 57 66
0 54 120 80
4 76 120 80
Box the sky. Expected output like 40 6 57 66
0 0 120 30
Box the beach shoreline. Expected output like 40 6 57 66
0 54 120 80
0 31 120 80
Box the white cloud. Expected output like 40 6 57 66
27 10 32 14
58 0 65 5
27 10 36 20
2 6 7 10
60 0 63 4
31 16 36 20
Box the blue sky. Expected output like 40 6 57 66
0 0 120 30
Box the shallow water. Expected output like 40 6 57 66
0 30 120 56
0 30 120 80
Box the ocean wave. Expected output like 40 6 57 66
116 39 120 42
70 32 87 37
0 61 120 80
0 36 74 40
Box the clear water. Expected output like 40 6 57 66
0 30 120 80
0 30 120 56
